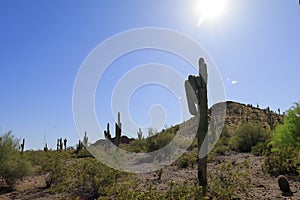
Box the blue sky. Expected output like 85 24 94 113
0 0 299 150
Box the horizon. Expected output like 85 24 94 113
1 0 299 150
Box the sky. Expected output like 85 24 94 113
0 0 299 150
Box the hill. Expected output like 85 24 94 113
92 101 283 147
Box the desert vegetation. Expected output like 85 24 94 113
1 101 300 199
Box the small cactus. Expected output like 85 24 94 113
277 175 291 194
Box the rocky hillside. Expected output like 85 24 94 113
221 101 283 131
92 101 284 146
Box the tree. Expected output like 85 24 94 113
0 131 31 188
271 102 300 150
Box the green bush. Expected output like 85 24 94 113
146 129 175 152
176 152 197 168
0 131 31 188
37 151 71 191
208 159 251 199
230 123 271 153
73 148 93 158
103 180 205 200
210 128 231 157
270 102 300 151
264 102 300 177
263 146 300 176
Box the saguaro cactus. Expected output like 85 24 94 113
83 131 88 147
44 143 48 151
77 140 83 152
56 138 59 150
59 138 63 150
104 123 111 152
64 138 67 150
115 112 122 146
20 138 25 155
137 128 143 140
184 58 208 196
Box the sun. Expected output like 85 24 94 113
195 0 227 26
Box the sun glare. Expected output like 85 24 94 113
195 0 227 26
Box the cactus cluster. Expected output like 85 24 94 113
103 112 123 151
57 138 63 150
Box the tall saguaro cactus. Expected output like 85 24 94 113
83 131 88 147
64 138 67 150
185 58 208 196
104 123 111 152
137 128 143 140
20 138 25 155
115 112 122 146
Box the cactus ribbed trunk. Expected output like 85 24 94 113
104 123 111 152
185 58 208 196
21 138 25 155
197 58 208 196
83 131 88 147
115 112 122 146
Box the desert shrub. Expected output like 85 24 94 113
121 126 178 153
104 180 205 200
0 131 31 188
145 129 175 152
210 128 231 157
263 146 300 176
42 156 126 199
176 150 197 168
24 150 48 167
165 180 205 200
264 102 300 176
71 158 118 199
269 102 300 150
121 138 148 153
40 151 71 191
208 159 251 199
230 123 271 153
251 142 266 156
73 148 93 158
